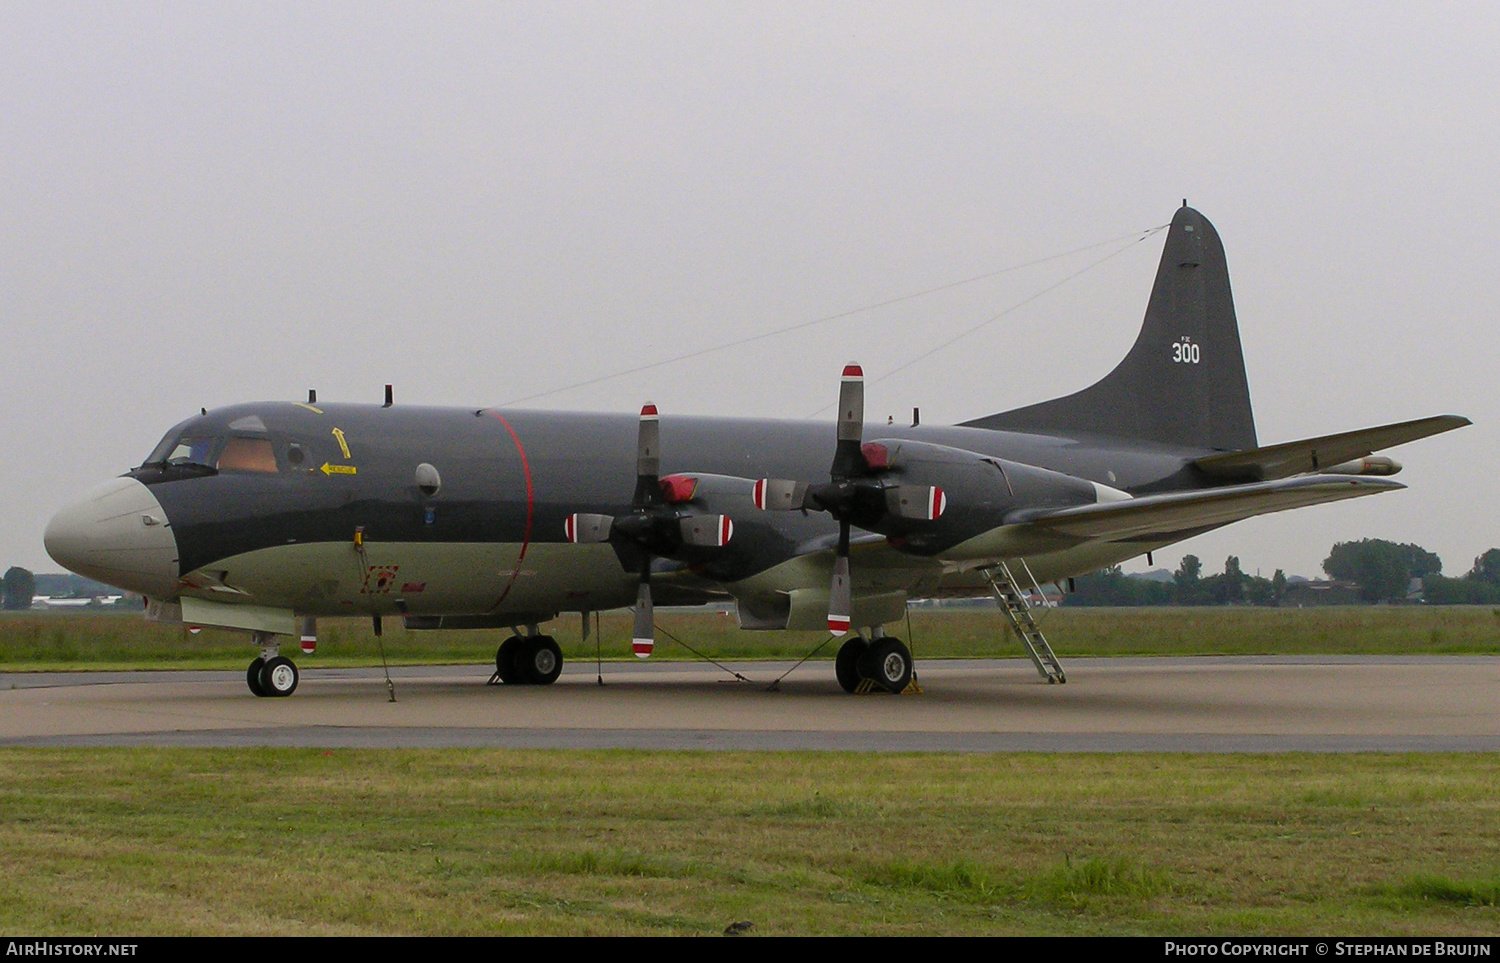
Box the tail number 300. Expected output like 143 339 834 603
1172 338 1201 364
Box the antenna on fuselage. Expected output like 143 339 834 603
308 389 317 404
383 384 393 408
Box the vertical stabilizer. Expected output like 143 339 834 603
962 206 1257 451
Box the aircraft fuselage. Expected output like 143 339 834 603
49 400 1202 629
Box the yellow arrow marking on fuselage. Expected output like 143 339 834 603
321 463 357 475
295 403 324 414
332 427 351 459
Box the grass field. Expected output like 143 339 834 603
3 611 1497 935
0 749 1496 935
2 606 1498 671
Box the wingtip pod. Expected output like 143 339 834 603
1322 456 1402 477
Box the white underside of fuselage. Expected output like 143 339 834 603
168 530 1168 634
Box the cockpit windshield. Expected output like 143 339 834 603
144 433 220 469
141 426 287 475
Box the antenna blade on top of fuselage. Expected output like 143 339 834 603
1193 415 1470 482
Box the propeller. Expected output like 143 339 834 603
754 364 945 635
565 404 734 657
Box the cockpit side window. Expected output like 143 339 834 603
217 437 278 473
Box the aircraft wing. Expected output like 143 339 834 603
1193 415 1469 482
1004 475 1405 543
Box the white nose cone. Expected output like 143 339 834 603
44 478 179 599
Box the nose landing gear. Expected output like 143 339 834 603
246 632 300 697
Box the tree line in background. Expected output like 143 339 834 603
1064 540 1500 607
2 567 37 610
5 540 1500 610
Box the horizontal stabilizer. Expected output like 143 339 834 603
1194 415 1470 482
1006 475 1404 543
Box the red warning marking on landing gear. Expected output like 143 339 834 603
361 565 400 595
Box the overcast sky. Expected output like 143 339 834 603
2 2 1495 582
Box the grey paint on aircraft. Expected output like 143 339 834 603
43 208 1466 654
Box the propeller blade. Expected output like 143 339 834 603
831 364 866 480
679 514 733 547
828 519 852 635
828 553 852 636
837 364 864 442
632 576 654 658
885 485 947 520
633 403 662 508
564 513 614 543
637 404 660 477
753 478 809 511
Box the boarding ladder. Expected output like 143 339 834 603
983 560 1066 684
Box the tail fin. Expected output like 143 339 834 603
962 205 1257 452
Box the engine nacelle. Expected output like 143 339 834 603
857 439 1113 556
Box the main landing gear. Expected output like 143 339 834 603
246 632 300 697
493 634 563 686
834 633 914 694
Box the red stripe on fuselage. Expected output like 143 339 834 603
484 411 534 610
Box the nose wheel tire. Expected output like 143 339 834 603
259 656 300 697
522 636 564 685
246 657 267 697
835 638 868 693
859 637 913 694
